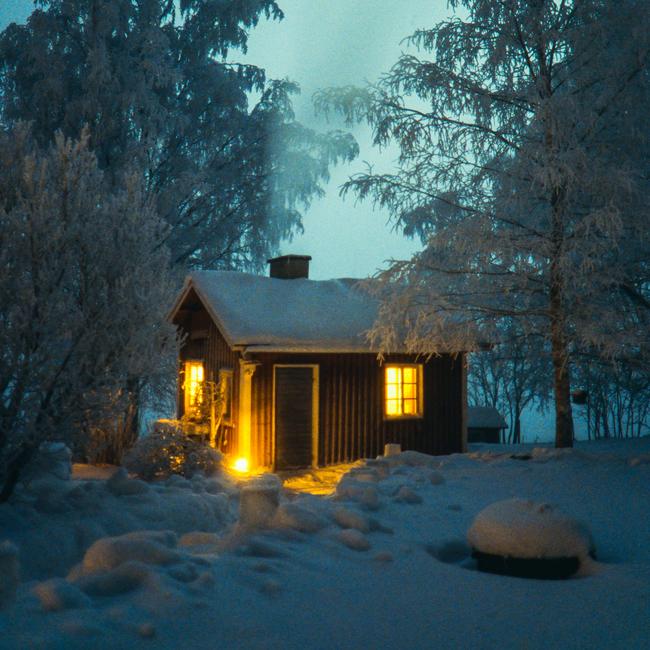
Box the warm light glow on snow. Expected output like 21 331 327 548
233 457 249 473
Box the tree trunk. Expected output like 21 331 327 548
551 339 574 447
549 185 574 448
513 413 522 444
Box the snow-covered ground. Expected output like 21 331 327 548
1 438 649 649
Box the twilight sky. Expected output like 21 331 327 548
1 0 451 279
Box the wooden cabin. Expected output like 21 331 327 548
169 255 467 471
467 406 508 443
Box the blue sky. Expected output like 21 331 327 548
1 0 450 280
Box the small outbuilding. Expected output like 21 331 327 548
168 255 467 471
467 406 508 443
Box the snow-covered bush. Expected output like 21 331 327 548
123 428 222 481
0 125 177 501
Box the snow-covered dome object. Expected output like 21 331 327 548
468 499 594 579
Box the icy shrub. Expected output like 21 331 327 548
123 427 223 481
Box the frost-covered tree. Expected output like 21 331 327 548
0 125 177 501
317 0 650 447
0 0 358 269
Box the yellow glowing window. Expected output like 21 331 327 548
183 360 204 416
384 365 423 418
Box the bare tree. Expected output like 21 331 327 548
469 321 551 443
574 360 650 440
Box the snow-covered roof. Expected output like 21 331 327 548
171 270 383 353
467 406 508 430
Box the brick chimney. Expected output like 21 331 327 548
267 254 311 280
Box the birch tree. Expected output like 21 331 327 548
316 0 650 447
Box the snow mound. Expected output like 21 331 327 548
336 529 371 551
273 503 327 533
106 468 150 496
394 486 422 504
32 578 90 611
80 531 179 575
360 486 380 510
468 499 593 560
73 561 155 597
239 474 281 528
332 507 370 533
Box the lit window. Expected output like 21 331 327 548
385 365 423 418
184 360 204 416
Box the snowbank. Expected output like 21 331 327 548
0 452 236 581
0 437 648 649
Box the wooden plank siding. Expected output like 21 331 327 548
249 352 464 469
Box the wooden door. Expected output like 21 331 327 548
274 366 317 470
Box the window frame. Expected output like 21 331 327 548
383 363 424 420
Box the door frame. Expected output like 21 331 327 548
272 364 319 469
